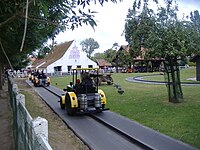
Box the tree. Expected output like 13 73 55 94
190 10 200 81
112 42 120 50
92 49 116 66
104 49 117 64
92 52 105 60
37 45 52 59
0 0 122 89
124 0 156 73
80 38 100 58
124 0 200 103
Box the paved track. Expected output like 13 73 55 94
32 84 144 150
27 81 198 150
126 74 200 86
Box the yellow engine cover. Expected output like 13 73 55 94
61 95 65 105
47 77 51 83
31 75 34 80
98 89 107 105
35 77 39 83
28 74 31 79
68 92 78 108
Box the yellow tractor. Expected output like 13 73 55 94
59 68 108 115
33 72 51 87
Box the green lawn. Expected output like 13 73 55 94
141 67 200 83
50 67 200 149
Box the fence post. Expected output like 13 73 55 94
13 84 19 95
8 79 52 150
32 117 49 141
16 93 25 106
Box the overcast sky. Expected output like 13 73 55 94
55 0 200 54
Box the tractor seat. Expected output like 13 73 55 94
75 84 96 94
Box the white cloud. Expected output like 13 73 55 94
176 0 200 18
55 1 133 53
54 0 200 54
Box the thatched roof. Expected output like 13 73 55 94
119 45 130 53
32 57 45 68
96 59 112 67
119 45 163 61
32 40 73 68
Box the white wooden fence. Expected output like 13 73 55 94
8 78 52 150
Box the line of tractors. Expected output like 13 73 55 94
28 70 51 87
28 68 122 116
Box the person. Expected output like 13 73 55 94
73 79 81 93
81 72 93 86
67 81 73 91
76 79 80 84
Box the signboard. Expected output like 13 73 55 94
69 45 80 59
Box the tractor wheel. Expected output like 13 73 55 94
107 77 113 85
65 94 76 115
34 82 37 87
60 96 65 109
94 77 101 86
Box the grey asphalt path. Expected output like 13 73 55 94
94 111 198 150
27 81 198 150
30 84 143 150
126 75 200 86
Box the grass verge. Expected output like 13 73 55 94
50 68 200 149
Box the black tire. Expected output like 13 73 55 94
60 96 65 109
102 104 105 109
94 77 101 86
34 82 37 87
65 94 76 115
107 77 113 85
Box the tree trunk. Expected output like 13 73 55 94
196 59 200 81
0 62 3 90
116 55 119 73
164 58 183 103
132 58 135 72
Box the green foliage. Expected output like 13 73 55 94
125 0 200 58
93 48 132 67
0 0 121 69
188 61 196 66
92 52 105 60
190 10 200 55
37 46 51 59
80 38 100 58
124 0 200 102
103 49 117 64
116 49 132 67
125 0 156 58
92 48 116 65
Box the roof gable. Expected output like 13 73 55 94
96 59 112 67
33 40 73 68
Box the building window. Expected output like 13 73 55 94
54 66 62 71
67 66 72 73
88 65 93 68
54 66 62 76
77 65 81 68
